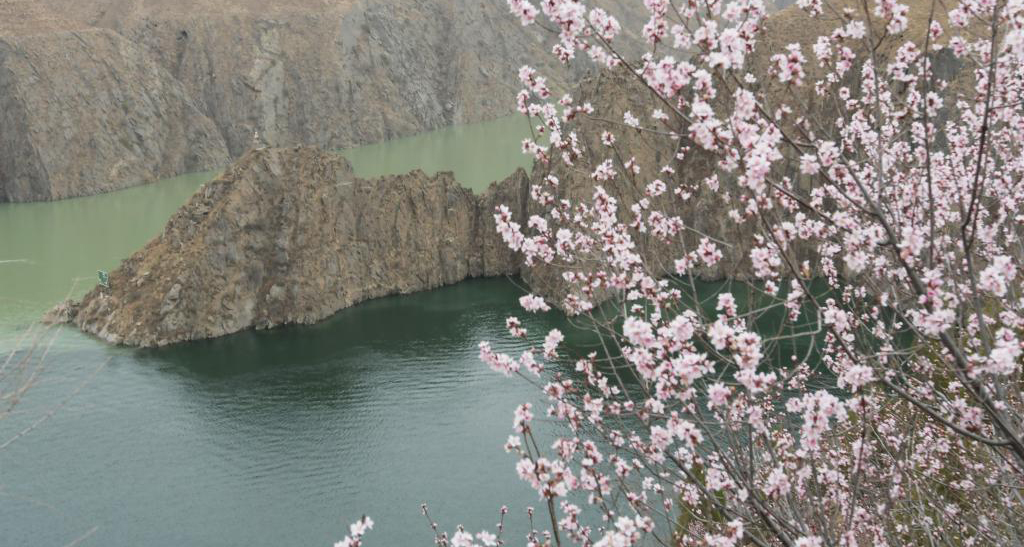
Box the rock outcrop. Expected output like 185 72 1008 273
62 146 529 347
0 1 228 201
1 0 637 201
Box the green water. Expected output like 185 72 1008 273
2 279 561 546
0 116 542 546
0 171 217 337
340 115 535 192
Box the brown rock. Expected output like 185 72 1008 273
42 298 79 325
67 146 528 346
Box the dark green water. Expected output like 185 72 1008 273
0 117 545 546
2 280 557 546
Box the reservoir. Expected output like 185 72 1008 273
0 116 557 546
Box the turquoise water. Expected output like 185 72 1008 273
0 171 218 335
0 117 545 546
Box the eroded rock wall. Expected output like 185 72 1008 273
97 0 566 157
1 0 636 201
0 2 229 201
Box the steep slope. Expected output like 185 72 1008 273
2 0 635 201
76 0 606 156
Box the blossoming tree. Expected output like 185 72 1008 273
343 0 1024 544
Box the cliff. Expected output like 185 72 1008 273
92 0 567 157
63 146 528 347
0 1 229 201
1 0 636 201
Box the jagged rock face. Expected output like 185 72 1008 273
96 0 564 157
0 0 635 201
68 147 528 347
0 2 229 202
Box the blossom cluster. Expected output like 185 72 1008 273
460 0 1024 545
339 0 1024 544
334 516 373 547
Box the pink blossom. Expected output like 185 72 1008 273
764 466 791 498
697 238 723 266
840 365 874 391
717 293 737 317
513 403 533 432
771 43 807 84
334 516 373 547
707 382 731 408
543 328 564 359
507 0 539 25
519 294 551 312
707 319 734 351
506 316 527 338
591 159 617 181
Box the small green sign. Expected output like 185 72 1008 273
98 270 110 289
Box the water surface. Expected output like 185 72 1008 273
341 115 534 192
2 279 558 546
0 116 542 546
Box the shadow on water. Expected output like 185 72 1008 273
139 276 532 375
123 277 541 431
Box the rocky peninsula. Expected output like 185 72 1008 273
57 147 528 346
48 69 753 347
